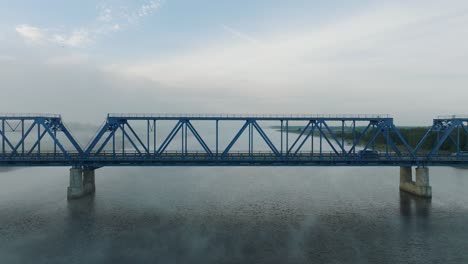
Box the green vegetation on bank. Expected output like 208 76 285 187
273 126 466 152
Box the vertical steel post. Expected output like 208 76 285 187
153 120 156 155
250 121 253 155
286 120 289 156
247 120 251 156
311 122 314 156
216 120 219 157
112 130 115 157
54 129 57 157
181 121 185 155
372 124 376 150
280 120 283 155
122 124 125 156
147 120 150 153
2 119 4 155
21 120 25 155
457 126 460 153
341 120 345 154
37 122 40 157
184 122 188 155
352 120 356 154
319 122 323 157
252 121 254 154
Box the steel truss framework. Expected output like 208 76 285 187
0 115 82 161
1 114 468 167
415 117 468 157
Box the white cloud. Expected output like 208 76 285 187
105 1 468 119
52 30 92 47
15 24 45 43
125 0 162 23
114 4 467 82
15 0 162 48
15 24 92 48
137 0 161 17
221 24 259 44
98 7 113 22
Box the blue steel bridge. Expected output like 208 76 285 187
1 113 468 199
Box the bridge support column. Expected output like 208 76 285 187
67 167 84 200
83 168 96 194
399 166 432 198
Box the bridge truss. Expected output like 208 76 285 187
1 113 468 167
415 116 468 157
81 114 416 166
0 114 82 165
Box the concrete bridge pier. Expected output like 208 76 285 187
83 168 96 194
399 166 432 198
67 167 96 200
67 167 84 199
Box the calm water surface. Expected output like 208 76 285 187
1 166 468 263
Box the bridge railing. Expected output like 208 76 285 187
0 113 61 119
108 113 391 119
436 115 468 120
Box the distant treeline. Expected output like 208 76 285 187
341 127 466 152
274 126 467 152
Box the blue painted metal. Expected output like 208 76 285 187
415 116 468 158
0 114 82 166
1 113 468 167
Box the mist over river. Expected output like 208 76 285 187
1 165 468 263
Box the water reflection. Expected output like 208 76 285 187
399 191 432 218
0 166 467 263
66 194 96 218
0 167 22 173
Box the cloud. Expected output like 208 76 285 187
110 3 468 90
6 0 468 125
104 1 468 122
15 0 162 48
98 7 113 22
15 24 45 43
220 24 259 44
124 0 162 24
15 24 92 48
137 0 161 17
52 30 92 47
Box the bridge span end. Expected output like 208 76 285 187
400 166 432 198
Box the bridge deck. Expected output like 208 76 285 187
1 152 467 167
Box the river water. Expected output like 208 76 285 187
1 166 467 263
1 126 468 263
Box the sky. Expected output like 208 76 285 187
0 0 467 125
